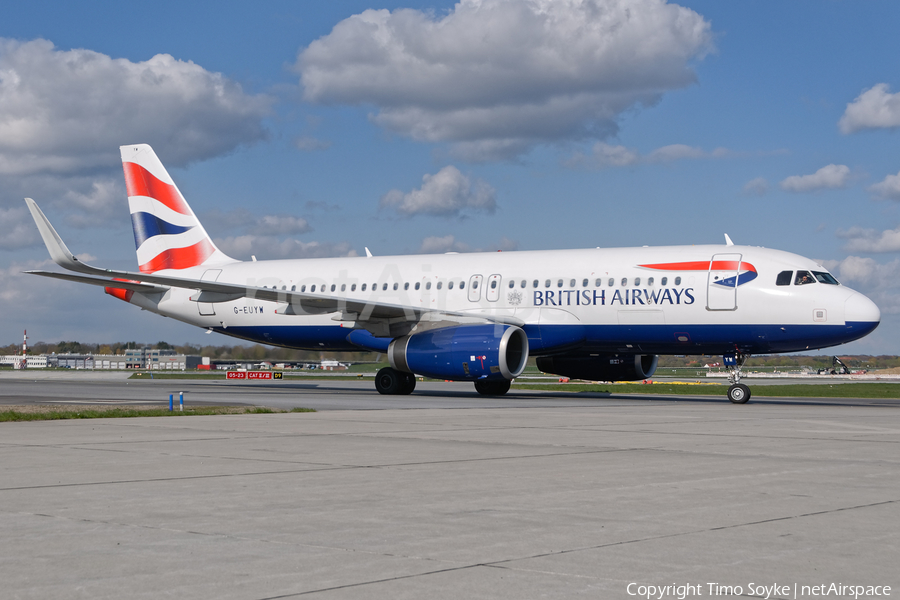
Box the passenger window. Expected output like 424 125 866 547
472 281 478 289
545 279 551 288
341 284 346 292
361 283 366 292
648 277 654 286
533 280 538 288
393 283 398 290
382 283 388 291
426 282 432 290
301 285 307 292
795 270 815 285
520 280 526 288
351 284 356 291
311 285 316 292
448 281 454 289
634 277 641 286
415 282 420 290
608 278 614 286
661 277 667 286
569 279 576 287
595 278 601 287
437 281 443 290
813 271 840 285
291 285 296 291
508 280 515 288
460 281 465 290
404 282 409 290
330 284 335 292
675 277 681 285
557 279 563 288
621 278 628 286
490 280 497 289
582 278 588 287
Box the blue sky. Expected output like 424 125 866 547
2 0 899 354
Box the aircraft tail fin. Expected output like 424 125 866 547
120 144 235 273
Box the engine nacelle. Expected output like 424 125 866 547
536 353 658 381
388 324 529 381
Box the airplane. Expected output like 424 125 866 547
25 144 880 403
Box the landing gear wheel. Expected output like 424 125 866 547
375 367 403 395
728 383 751 404
399 372 417 395
474 379 511 396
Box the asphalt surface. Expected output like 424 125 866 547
2 372 899 410
1 373 898 599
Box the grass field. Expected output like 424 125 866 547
0 406 316 422
511 382 900 398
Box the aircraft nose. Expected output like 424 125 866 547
844 291 881 325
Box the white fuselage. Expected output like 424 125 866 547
127 244 880 356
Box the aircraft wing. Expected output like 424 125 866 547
24 198 521 329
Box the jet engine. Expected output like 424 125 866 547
536 353 658 381
388 324 528 381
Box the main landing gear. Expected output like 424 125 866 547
374 368 513 396
474 379 511 396
724 351 751 404
375 367 416 395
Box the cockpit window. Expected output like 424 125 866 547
776 271 792 286
794 270 815 285
813 271 840 285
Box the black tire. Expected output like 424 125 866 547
375 367 403 395
400 372 417 395
728 383 751 404
474 379 511 396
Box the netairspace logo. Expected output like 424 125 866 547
626 582 892 600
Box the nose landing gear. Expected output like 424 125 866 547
724 352 751 404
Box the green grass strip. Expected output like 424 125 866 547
512 382 900 399
0 406 316 422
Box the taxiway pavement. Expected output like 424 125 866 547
1 375 898 599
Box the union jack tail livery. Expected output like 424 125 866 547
121 144 234 273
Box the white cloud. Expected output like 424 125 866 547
0 38 271 176
567 141 727 169
839 83 900 134
419 234 518 254
61 179 128 228
0 206 41 250
822 256 900 315
294 136 332 152
837 226 900 253
420 235 471 254
214 235 357 260
779 164 850 193
380 166 496 217
247 215 312 236
868 170 900 200
296 0 712 160
742 177 769 196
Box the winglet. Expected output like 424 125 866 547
724 234 734 246
365 247 373 258
24 198 91 274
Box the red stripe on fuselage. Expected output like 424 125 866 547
122 162 191 216
639 260 757 273
139 239 215 273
